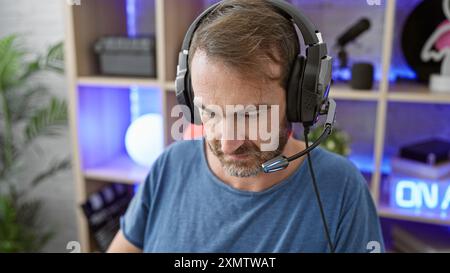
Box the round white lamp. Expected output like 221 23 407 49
125 113 164 168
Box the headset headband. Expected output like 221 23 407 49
181 0 321 54
176 0 332 127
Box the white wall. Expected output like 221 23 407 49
0 0 77 253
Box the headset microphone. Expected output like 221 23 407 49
261 98 336 173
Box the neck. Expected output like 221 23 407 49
204 137 307 192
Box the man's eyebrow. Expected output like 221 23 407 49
201 105 215 113
193 101 213 112
193 101 273 113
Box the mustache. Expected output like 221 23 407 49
210 140 261 156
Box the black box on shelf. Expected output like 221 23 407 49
94 36 156 77
81 183 134 252
399 139 450 165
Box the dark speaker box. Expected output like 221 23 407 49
351 62 374 90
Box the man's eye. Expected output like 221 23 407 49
200 109 219 121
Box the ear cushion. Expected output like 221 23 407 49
187 76 202 125
286 55 306 122
175 72 199 125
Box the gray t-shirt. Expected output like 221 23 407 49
121 139 384 252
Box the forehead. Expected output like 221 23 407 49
190 50 284 106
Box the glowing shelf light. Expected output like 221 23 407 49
126 0 137 37
125 113 164 168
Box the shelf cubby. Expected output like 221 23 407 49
71 0 128 77
77 85 161 184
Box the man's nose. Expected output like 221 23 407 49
219 112 245 154
221 139 245 155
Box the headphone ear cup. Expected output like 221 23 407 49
175 72 199 125
187 76 202 125
286 55 306 122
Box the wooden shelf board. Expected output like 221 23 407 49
329 84 381 101
388 83 450 104
83 155 149 184
165 81 175 91
378 205 450 226
78 76 160 88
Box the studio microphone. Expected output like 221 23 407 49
261 99 336 173
336 18 371 48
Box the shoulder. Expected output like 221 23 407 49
141 139 203 191
310 147 368 200
308 148 377 229
164 139 202 156
151 139 202 168
312 147 362 179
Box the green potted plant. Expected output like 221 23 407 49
308 124 351 157
0 35 69 252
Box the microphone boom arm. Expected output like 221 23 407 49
261 99 336 173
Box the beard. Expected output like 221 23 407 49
206 121 290 178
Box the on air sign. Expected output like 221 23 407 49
389 175 450 217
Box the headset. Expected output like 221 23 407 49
175 0 337 252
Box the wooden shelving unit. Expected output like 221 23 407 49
65 0 205 252
77 76 160 88
65 0 450 252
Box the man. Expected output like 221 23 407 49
108 0 384 253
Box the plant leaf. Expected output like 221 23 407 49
45 42 64 72
24 98 68 144
17 59 41 83
0 196 54 252
29 158 71 190
7 85 48 122
0 35 25 90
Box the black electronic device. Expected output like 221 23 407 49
351 62 374 90
400 138 450 165
81 184 134 252
94 36 156 77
